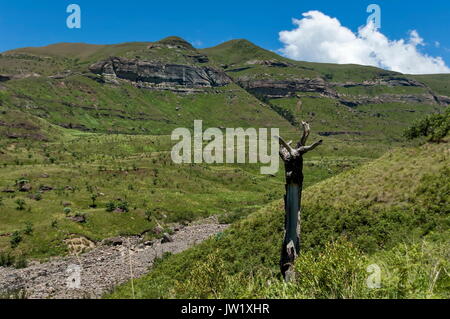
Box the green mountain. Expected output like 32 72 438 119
203 40 449 146
0 37 448 297
0 37 292 137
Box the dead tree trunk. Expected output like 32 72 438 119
278 121 322 281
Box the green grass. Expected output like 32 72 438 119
1 37 449 298
106 141 449 299
1 122 353 261
1 76 292 135
410 74 450 96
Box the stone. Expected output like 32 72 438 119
19 183 32 192
39 185 53 192
161 233 173 243
153 225 164 235
143 241 154 246
103 237 123 246
69 215 86 223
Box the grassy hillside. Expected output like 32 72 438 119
1 37 448 286
410 74 450 96
107 141 449 299
202 39 401 82
0 38 298 136
0 76 291 135
202 39 447 156
1 122 352 261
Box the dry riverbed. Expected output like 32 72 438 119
0 216 228 299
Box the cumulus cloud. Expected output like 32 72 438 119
279 11 450 74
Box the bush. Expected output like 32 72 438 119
404 108 449 142
14 255 28 269
23 222 33 235
15 199 25 211
106 201 116 212
0 252 15 267
172 251 228 298
117 201 129 212
292 239 368 298
10 231 22 248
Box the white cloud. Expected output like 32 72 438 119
279 11 450 74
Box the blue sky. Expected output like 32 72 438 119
1 0 449 73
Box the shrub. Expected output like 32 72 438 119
117 201 129 212
63 207 72 215
144 209 153 221
404 108 450 142
0 252 15 267
292 239 368 299
14 255 28 269
172 251 227 298
106 201 116 212
15 199 26 211
23 222 33 235
10 231 22 248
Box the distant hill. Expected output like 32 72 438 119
1 36 447 142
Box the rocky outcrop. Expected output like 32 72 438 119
237 78 334 99
0 74 11 82
89 57 231 90
236 76 450 106
338 93 442 106
436 95 450 105
0 73 40 82
245 59 291 67
332 77 426 88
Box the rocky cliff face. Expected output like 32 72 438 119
89 57 231 90
87 55 450 106
236 76 450 106
237 78 332 99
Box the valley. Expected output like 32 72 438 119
0 36 448 299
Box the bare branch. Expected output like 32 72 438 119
299 140 323 154
276 136 295 155
297 121 310 147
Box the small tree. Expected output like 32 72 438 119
90 193 98 208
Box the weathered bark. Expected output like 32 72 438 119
278 121 322 281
